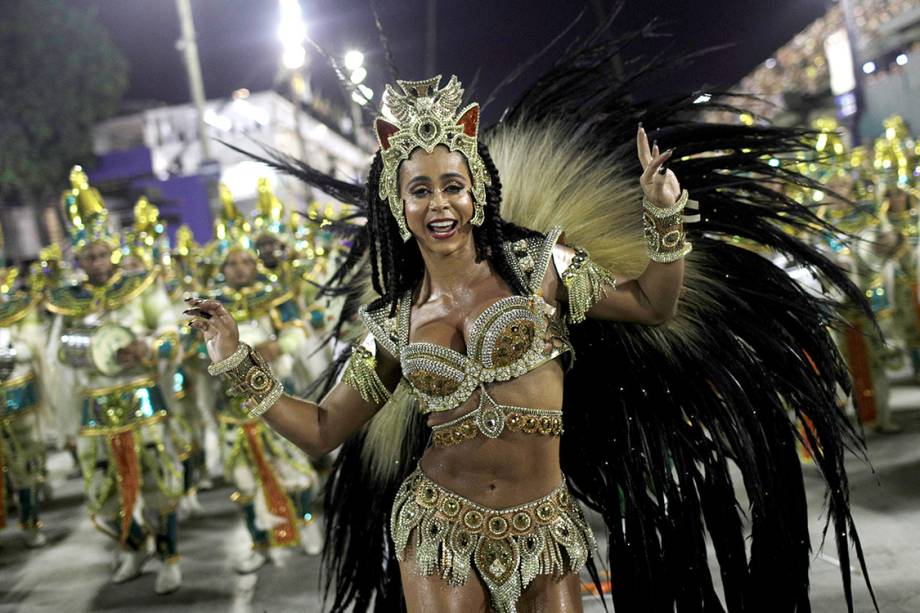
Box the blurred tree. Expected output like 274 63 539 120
0 0 127 208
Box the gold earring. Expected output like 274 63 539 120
470 199 485 227
396 201 411 242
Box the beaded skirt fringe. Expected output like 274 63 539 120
390 469 596 613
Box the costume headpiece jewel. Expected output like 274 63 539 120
60 165 118 253
374 75 489 241
174 225 198 258
122 196 169 268
253 177 289 239
205 183 255 265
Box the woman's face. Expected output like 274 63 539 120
398 145 475 255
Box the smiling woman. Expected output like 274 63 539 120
190 27 874 613
402 147 474 245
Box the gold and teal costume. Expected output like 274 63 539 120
251 180 334 383
0 277 48 536
47 267 183 557
212 278 318 550
207 189 321 552
50 168 183 560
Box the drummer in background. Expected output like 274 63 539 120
192 188 323 575
0 238 51 549
45 167 183 594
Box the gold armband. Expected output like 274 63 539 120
342 343 391 405
560 249 617 324
207 343 283 419
643 189 693 263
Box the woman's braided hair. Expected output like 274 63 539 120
365 142 537 313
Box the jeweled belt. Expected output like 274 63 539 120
431 386 562 447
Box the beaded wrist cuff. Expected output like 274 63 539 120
342 344 391 405
207 343 283 419
643 189 693 263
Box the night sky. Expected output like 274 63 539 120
75 0 829 123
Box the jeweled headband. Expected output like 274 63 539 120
374 75 490 241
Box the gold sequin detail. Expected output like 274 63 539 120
432 396 563 447
391 470 596 613
406 371 462 396
490 320 535 368
560 247 617 324
643 189 693 263
342 344 391 405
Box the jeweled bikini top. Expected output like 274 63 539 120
360 227 573 413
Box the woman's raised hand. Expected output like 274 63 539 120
184 297 240 363
637 124 681 208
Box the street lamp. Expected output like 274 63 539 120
344 50 364 72
278 0 308 158
350 66 367 85
343 50 373 135
344 49 373 105
278 0 306 68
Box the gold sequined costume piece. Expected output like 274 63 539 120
360 228 593 415
643 189 695 263
342 343 391 405
559 248 617 324
391 469 596 613
431 388 562 446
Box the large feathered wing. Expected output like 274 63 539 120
484 42 876 613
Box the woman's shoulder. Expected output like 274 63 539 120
358 294 408 358
500 225 563 294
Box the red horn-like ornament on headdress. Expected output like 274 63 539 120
457 104 480 139
375 118 400 150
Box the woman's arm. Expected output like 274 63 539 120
553 125 687 325
187 298 401 456
573 259 683 325
260 344 401 456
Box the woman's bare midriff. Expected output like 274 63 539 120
419 360 565 507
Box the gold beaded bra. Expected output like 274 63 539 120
360 228 573 414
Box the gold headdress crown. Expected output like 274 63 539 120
206 183 255 266
122 196 168 269
253 177 288 238
61 166 118 253
374 75 490 240
174 225 198 258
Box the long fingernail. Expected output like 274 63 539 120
638 121 643 129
